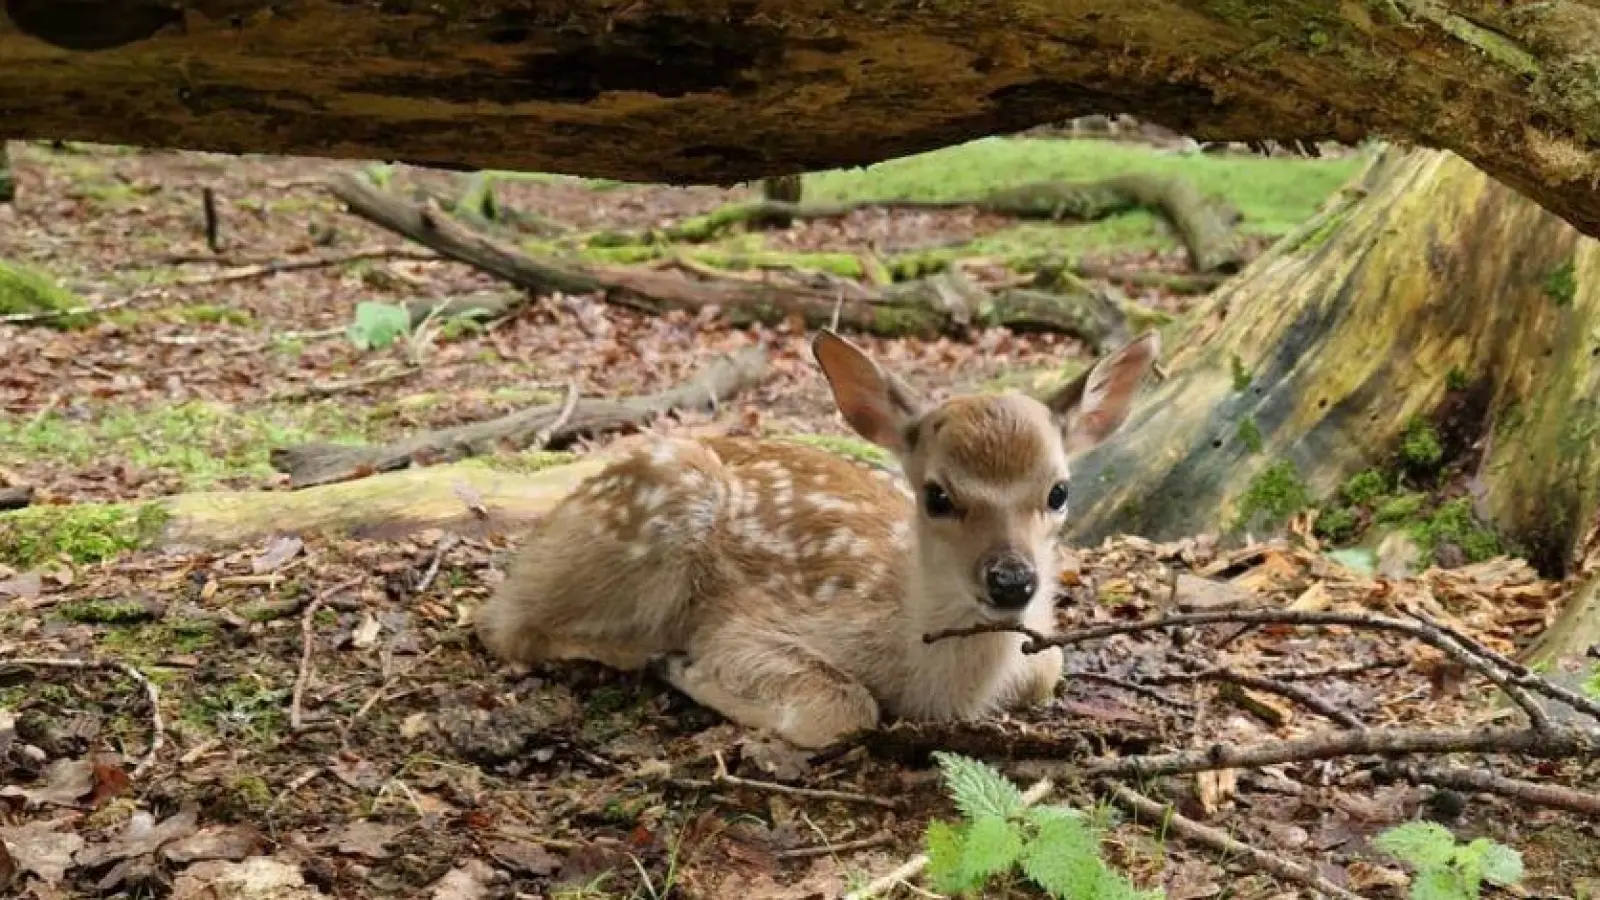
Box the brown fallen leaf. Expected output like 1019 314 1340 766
88 756 132 809
170 857 326 900
0 571 43 601
1173 573 1252 612
0 757 95 808
738 734 812 781
429 859 498 900
0 820 86 886
161 824 265 863
326 820 406 860
251 535 304 574
484 839 559 877
74 804 200 869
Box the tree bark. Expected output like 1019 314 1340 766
271 346 771 489
5 2 1600 241
327 171 1134 348
1062 146 1600 579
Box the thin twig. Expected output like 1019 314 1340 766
1256 657 1408 681
290 578 362 732
414 533 459 595
843 778 1054 900
773 832 896 860
530 380 581 451
1065 670 1196 710
681 752 901 810
267 366 420 403
1393 763 1600 817
4 656 164 778
925 608 1561 731
1102 780 1364 900
1141 657 1363 728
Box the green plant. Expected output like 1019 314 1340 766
346 301 411 351
1373 821 1523 900
924 752 1159 899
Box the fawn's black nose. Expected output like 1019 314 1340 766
982 556 1037 610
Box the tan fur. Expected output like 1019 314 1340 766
475 330 1159 749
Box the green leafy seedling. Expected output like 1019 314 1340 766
1373 821 1523 900
346 301 411 351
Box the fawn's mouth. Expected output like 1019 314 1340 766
973 595 1032 622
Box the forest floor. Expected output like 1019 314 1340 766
1 138 1596 900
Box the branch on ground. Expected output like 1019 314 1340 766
324 170 1134 349
270 346 769 488
594 176 1245 274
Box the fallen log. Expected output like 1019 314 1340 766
326 171 1132 348
270 346 769 489
605 175 1244 274
0 486 33 511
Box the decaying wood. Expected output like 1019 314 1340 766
0 486 33 511
1063 146 1600 579
269 346 769 488
612 176 1244 273
327 171 1132 347
8 1 1600 246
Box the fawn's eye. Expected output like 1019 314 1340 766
922 482 958 518
1047 481 1069 512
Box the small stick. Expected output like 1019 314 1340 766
4 656 164 778
290 578 362 732
843 778 1054 900
1141 658 1363 728
1256 657 1407 681
1395 763 1600 817
1065 670 1195 710
267 366 420 402
414 533 459 595
530 380 581 451
202 186 221 252
1102 780 1364 900
773 832 896 860
676 752 900 810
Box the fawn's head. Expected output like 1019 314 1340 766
812 329 1158 622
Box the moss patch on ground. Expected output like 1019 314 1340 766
0 258 87 326
1234 459 1311 532
0 399 373 488
0 501 169 567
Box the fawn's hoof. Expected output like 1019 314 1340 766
645 651 692 683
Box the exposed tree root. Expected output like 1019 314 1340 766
600 175 1244 274
270 345 768 489
325 171 1133 348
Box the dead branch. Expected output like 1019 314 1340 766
269 346 768 489
2 656 164 778
1390 762 1600 818
531 381 581 452
1101 780 1364 900
673 751 901 810
325 170 1132 348
1140 657 1364 728
773 832 895 860
602 176 1244 274
266 365 420 403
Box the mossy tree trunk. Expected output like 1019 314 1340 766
1064 146 1600 578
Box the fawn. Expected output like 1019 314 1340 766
475 329 1159 749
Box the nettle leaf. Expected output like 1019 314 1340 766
959 815 1023 889
1477 842 1524 886
1020 811 1100 899
1411 866 1471 900
933 751 1024 821
347 301 411 351
924 819 973 896
1373 821 1458 870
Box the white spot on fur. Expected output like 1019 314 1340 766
815 576 844 603
806 492 858 514
648 442 680 466
627 543 650 561
635 484 667 513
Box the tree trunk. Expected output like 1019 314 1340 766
1063 146 1600 579
5 2 1600 241
0 142 13 203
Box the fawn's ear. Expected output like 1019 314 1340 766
812 329 925 455
1046 330 1159 456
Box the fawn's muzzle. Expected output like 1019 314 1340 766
981 553 1037 610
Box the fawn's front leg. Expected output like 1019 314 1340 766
655 621 880 750
1008 645 1064 708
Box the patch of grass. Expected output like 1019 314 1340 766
1374 492 1426 523
0 399 373 488
1340 468 1389 506
0 259 88 327
807 137 1362 240
1315 506 1360 542
1234 459 1310 530
58 598 156 624
1412 497 1501 562
1399 417 1444 473
0 502 169 567
98 621 217 663
162 303 255 326
179 677 290 744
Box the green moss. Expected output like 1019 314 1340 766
179 679 290 744
1446 367 1470 391
57 598 156 624
98 622 216 663
0 502 169 566
1340 469 1389 506
1374 492 1426 523
1399 417 1444 472
1544 260 1577 307
778 433 893 467
0 259 89 327
225 775 274 812
1230 355 1251 392
1315 506 1360 543
1584 668 1600 701
474 450 579 473
1235 460 1311 530
1413 498 1501 562
1236 417 1264 453
163 304 255 326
